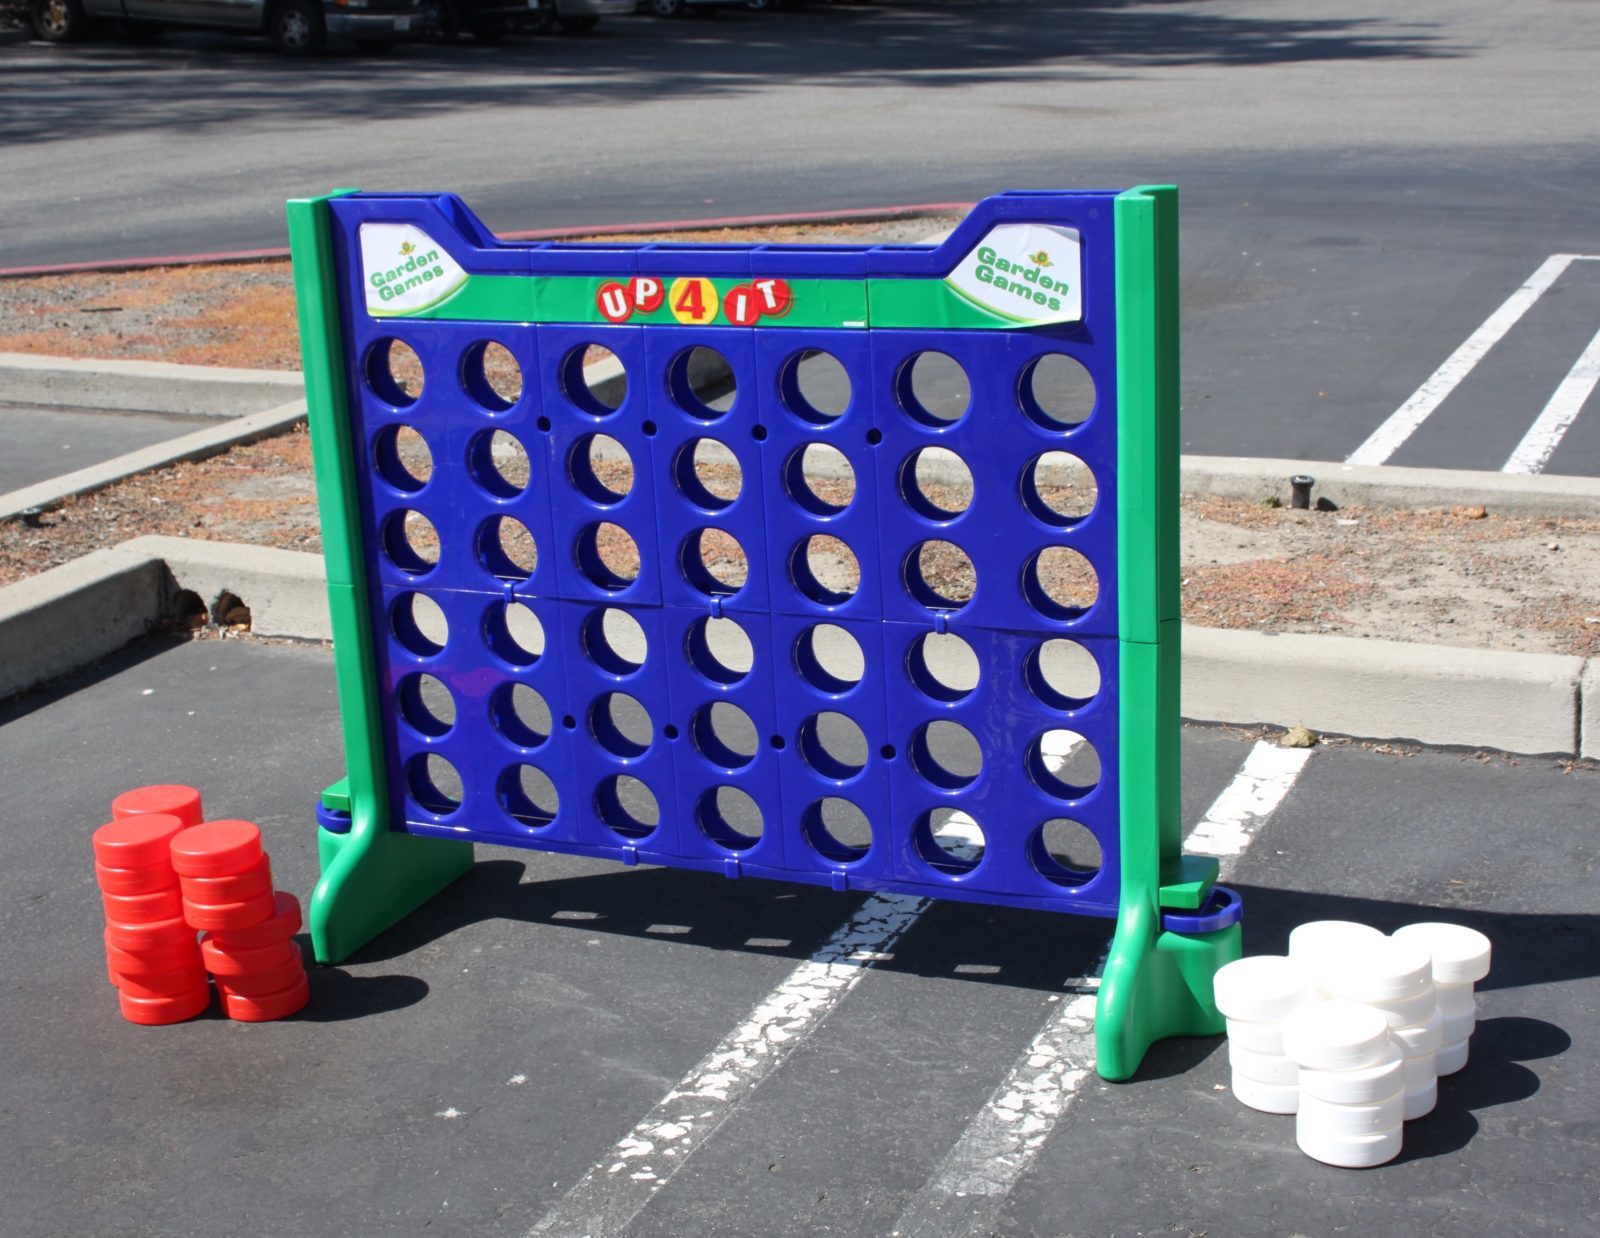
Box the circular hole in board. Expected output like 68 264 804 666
393 592 449 657
576 522 641 591
915 808 986 874
797 710 869 781
698 785 764 851
490 682 553 750
785 442 855 516
1024 547 1099 620
1031 818 1104 885
898 350 970 427
589 691 655 759
365 338 424 407
690 700 760 770
1024 451 1096 526
1028 730 1101 800
680 527 749 596
596 774 660 839
499 763 559 827
461 340 523 412
570 433 635 505
1020 353 1095 430
909 719 984 790
383 509 440 576
476 515 538 581
373 424 432 493
904 540 975 610
789 534 860 607
905 631 979 702
580 606 648 676
667 345 737 420
794 623 865 695
674 437 742 510
801 796 872 863
900 446 972 521
467 429 531 499
561 343 626 415
780 348 851 423
484 600 547 667
1025 639 1101 711
398 672 456 738
407 753 462 816
685 615 753 686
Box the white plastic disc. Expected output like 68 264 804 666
1231 1069 1299 1114
1391 1006 1445 1056
1325 939 1432 1004
1403 1078 1438 1120
1402 1051 1437 1090
1226 1016 1285 1055
1361 987 1438 1029
1288 921 1385 993
1442 1005 1475 1044
1228 1043 1299 1086
1213 955 1308 1023
1435 982 1476 1015
1436 1038 1470 1076
1298 1089 1404 1137
1300 1045 1405 1105
1392 922 1491 985
1282 1001 1392 1071
1296 1123 1402 1169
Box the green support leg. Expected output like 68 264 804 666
288 193 475 965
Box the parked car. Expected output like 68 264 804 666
423 0 627 40
30 0 425 52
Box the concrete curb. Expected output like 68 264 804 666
0 353 304 416
1 536 1594 757
0 399 308 523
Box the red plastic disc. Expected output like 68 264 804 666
209 891 302 950
92 814 187 870
214 956 306 998
94 860 177 897
179 853 272 904
118 985 212 1025
106 936 203 978
220 973 310 1023
104 914 195 952
169 819 263 877
111 784 204 827
199 934 299 977
101 886 184 925
116 965 210 1000
182 889 275 933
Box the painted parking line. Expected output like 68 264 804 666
1502 323 1600 474
1345 255 1581 467
887 740 1315 1238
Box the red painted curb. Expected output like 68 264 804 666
0 202 972 280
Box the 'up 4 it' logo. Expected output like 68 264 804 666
945 223 1082 325
360 223 467 317
596 276 793 326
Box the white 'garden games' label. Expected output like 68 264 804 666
945 223 1082 325
361 223 466 316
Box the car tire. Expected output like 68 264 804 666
31 0 89 41
557 13 598 31
423 0 458 41
269 0 326 53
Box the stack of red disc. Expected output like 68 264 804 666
95 784 209 1026
172 820 308 1021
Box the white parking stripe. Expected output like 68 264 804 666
528 892 928 1238
889 740 1315 1238
1502 323 1600 474
1346 255 1576 466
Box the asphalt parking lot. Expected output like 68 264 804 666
0 403 209 493
1 636 1593 1236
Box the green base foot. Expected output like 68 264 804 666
1095 902 1241 1081
311 817 474 964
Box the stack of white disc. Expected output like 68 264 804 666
1213 955 1308 1113
1288 921 1386 998
1320 937 1439 1120
1392 923 1492 1075
1284 1001 1404 1168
